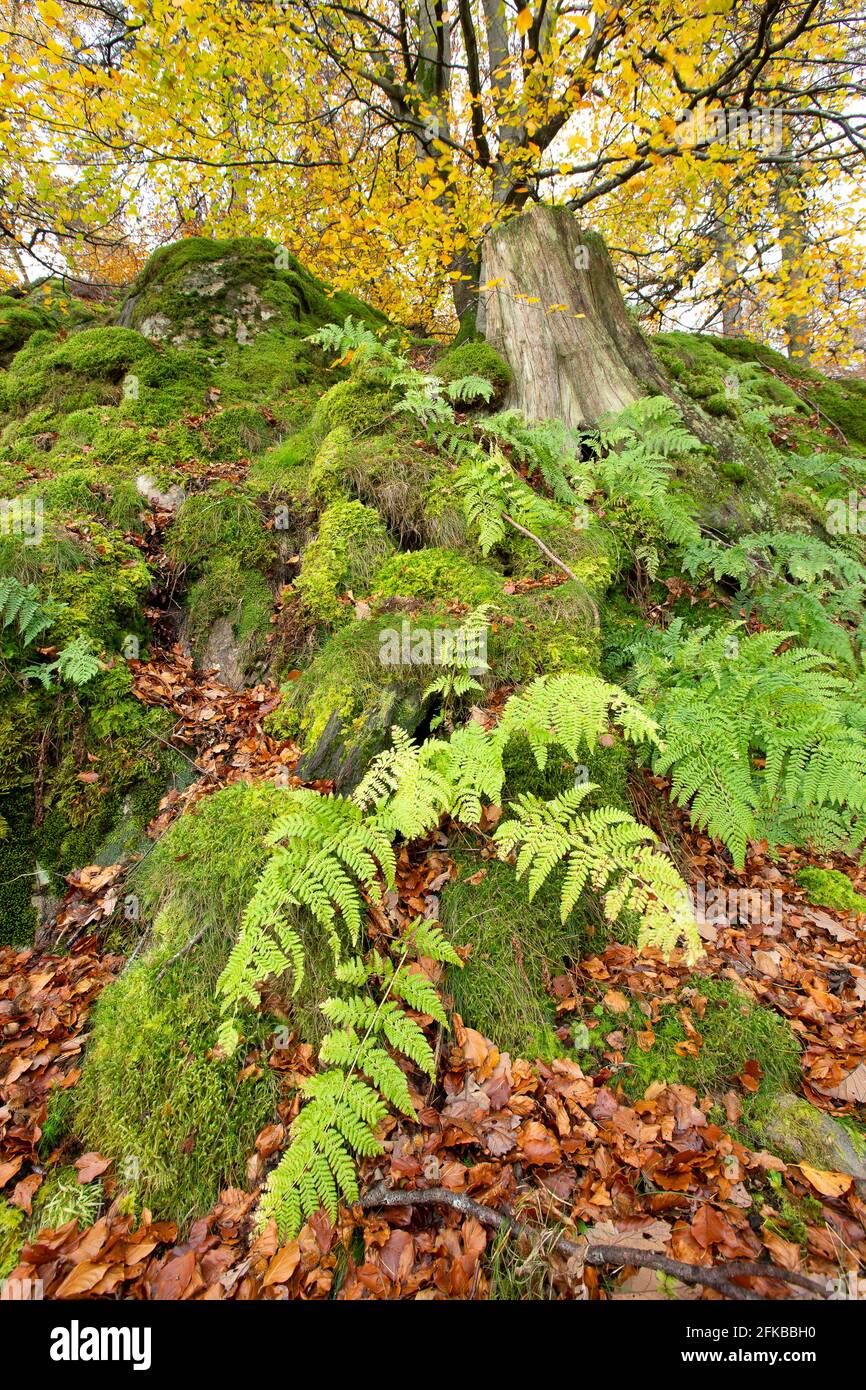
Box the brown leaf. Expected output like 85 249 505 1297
54 1261 111 1298
10 1173 42 1214
263 1240 300 1287
603 990 630 1015
150 1249 196 1300
817 1061 866 1104
75 1152 110 1184
0 1156 24 1189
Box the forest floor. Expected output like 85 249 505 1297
2 455 865 1303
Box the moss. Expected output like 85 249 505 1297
490 583 600 682
307 425 353 504
502 730 633 811
249 427 319 493
333 427 462 546
761 1094 866 1174
0 1199 25 1279
186 556 273 666
435 340 512 405
295 497 392 625
123 235 387 347
310 375 399 438
200 403 279 460
47 528 152 649
372 547 502 605
796 866 866 914
0 303 51 358
38 1085 77 1158
809 378 866 452
71 782 345 1224
581 977 800 1105
73 928 280 1227
0 787 38 946
440 847 582 1058
265 613 442 755
167 483 274 574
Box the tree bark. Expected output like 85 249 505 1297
477 204 673 428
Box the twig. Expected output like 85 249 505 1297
502 513 601 627
360 1182 829 1300
155 929 204 981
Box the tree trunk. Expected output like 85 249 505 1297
477 204 672 428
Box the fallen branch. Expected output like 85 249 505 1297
502 513 601 628
155 929 204 981
360 1181 828 1300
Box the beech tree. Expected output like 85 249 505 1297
1 0 865 355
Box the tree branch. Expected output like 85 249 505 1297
359 1181 830 1300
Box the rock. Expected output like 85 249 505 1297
135 473 185 513
116 235 388 349
760 1092 866 1197
199 616 248 691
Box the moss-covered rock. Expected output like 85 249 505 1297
186 556 273 676
73 782 337 1226
759 1094 866 1194
310 374 399 439
118 235 386 349
435 339 512 405
295 497 391 625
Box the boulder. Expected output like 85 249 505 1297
760 1092 866 1197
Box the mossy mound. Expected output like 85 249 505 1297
581 976 801 1112
294 498 392 626
440 848 582 1058
72 783 337 1225
654 329 866 455
796 866 866 914
435 339 513 405
118 235 386 349
0 280 107 363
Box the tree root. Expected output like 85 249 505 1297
360 1181 829 1300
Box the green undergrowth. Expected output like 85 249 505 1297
0 1199 25 1278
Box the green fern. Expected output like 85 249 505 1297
224 668 693 1237
629 621 866 867
257 923 457 1238
497 670 659 768
217 789 396 1043
0 576 54 647
494 786 699 960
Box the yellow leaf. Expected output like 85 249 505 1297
798 1163 852 1198
516 8 533 37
